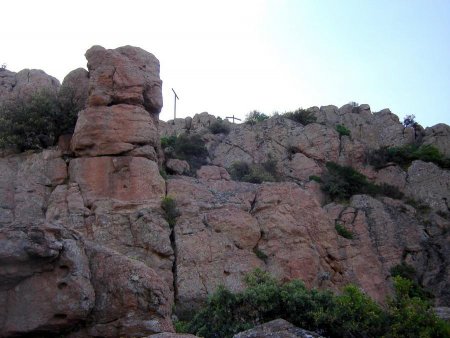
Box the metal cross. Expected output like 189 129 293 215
172 88 179 124
226 115 242 123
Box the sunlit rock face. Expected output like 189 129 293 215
0 46 175 337
71 45 163 157
1 42 450 338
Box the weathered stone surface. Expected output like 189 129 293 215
210 116 340 179
196 165 231 181
233 319 325 338
69 156 165 207
59 68 89 111
405 160 450 213
71 104 159 156
375 165 407 190
283 152 322 181
72 243 174 337
9 69 60 100
0 68 17 98
166 158 190 175
167 177 263 316
423 123 450 158
85 45 163 113
0 150 64 226
0 223 95 336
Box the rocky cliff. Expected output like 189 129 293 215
0 46 449 337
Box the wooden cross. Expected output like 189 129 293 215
172 88 179 125
226 115 242 123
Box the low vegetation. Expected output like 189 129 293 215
176 269 449 338
229 156 278 183
0 88 80 151
161 196 180 228
245 110 269 125
160 133 208 172
320 162 404 201
335 223 353 239
335 124 351 137
282 108 317 125
368 144 450 170
208 119 230 135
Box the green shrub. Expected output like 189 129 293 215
330 285 387 338
229 160 277 184
174 320 190 333
390 263 417 281
309 175 322 183
229 161 251 181
209 120 230 134
253 247 268 262
0 89 79 151
283 108 317 125
335 223 354 239
321 162 378 201
390 263 433 301
161 134 208 172
336 124 351 137
183 269 448 338
368 144 450 170
160 135 177 149
386 276 449 338
161 196 180 228
320 162 405 201
245 110 269 125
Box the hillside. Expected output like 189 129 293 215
0 45 449 337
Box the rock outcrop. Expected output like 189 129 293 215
1 46 450 337
233 319 324 338
0 46 174 337
0 68 60 101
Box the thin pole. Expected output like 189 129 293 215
172 88 179 124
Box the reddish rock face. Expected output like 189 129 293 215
85 45 163 114
69 156 165 206
71 104 159 157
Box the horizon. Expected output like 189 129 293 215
3 0 449 128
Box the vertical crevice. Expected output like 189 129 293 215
169 222 178 302
161 187 179 305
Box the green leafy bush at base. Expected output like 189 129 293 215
282 108 317 125
181 269 449 338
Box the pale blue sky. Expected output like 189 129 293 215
2 0 449 127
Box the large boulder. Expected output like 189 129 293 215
423 123 450 158
0 223 95 336
59 68 90 111
233 319 325 338
405 160 450 213
10 69 60 100
85 45 163 114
